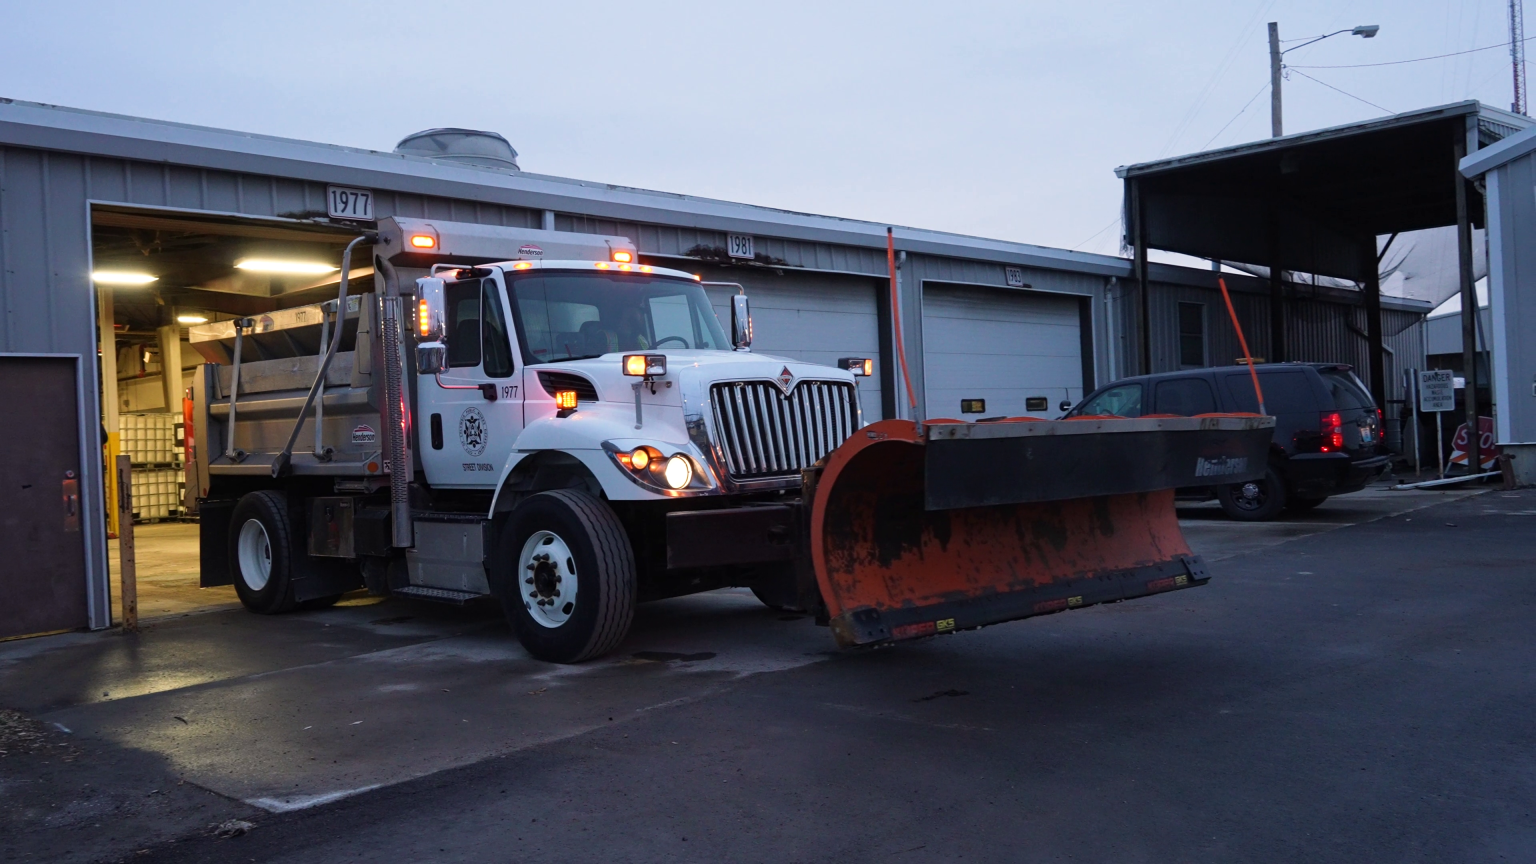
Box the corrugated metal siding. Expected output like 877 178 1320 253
556 213 887 275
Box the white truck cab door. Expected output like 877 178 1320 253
418 274 523 488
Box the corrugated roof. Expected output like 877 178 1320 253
0 97 1132 276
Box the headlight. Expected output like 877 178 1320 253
604 443 713 494
663 455 692 489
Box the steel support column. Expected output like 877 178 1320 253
1363 241 1386 407
1132 181 1152 375
1453 133 1481 474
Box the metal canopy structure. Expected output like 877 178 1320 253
1116 101 1530 471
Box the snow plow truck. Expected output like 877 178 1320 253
191 218 1274 662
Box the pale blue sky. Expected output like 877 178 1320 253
0 1 1523 258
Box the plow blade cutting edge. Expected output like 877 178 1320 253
808 415 1275 647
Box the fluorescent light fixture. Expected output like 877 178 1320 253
234 258 338 275
176 314 209 325
92 271 158 285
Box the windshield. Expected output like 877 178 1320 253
507 271 731 364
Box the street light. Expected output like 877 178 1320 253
1269 22 1381 137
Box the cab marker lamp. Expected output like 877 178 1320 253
512 261 534 270
612 250 635 263
410 234 437 249
623 354 667 377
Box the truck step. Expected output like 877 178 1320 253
391 585 484 605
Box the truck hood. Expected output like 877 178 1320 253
528 350 857 404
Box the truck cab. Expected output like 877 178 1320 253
194 218 866 662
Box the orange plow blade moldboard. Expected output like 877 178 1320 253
809 415 1275 647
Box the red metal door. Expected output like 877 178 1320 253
0 356 88 639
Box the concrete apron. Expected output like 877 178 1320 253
0 482 1487 814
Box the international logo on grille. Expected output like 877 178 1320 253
775 366 794 395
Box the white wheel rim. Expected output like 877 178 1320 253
518 530 578 629
236 518 272 592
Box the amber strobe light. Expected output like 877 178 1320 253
410 234 437 249
555 390 579 410
612 250 634 263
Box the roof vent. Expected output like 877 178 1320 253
393 128 519 171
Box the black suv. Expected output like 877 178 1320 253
1067 363 1390 520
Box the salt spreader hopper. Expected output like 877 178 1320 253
804 414 1274 647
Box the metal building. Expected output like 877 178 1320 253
1461 126 1536 484
0 99 1430 636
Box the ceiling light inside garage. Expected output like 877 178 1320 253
234 259 338 275
176 314 208 325
92 271 158 285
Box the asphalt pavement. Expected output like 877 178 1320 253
3 483 1530 863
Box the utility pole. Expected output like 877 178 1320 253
1270 22 1284 137
1512 0 1528 115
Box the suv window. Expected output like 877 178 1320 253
1318 369 1374 410
1079 383 1143 417
1223 369 1315 414
1155 377 1217 416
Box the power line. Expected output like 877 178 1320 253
1156 0 1279 157
1290 34 1536 69
1288 68 1395 114
1201 79 1272 150
1071 214 1123 252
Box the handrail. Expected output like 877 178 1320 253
272 233 376 477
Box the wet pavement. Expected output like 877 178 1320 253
1 482 1523 863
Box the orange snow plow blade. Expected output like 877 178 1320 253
808 415 1274 647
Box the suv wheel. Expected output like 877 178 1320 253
1217 467 1287 521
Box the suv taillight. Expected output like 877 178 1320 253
1321 412 1344 452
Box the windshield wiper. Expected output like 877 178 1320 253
547 354 604 363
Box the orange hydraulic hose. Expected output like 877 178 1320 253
887 227 919 417
1218 277 1266 415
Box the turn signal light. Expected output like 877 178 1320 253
554 390 579 410
410 234 437 249
418 298 430 337
612 250 634 263
629 448 651 470
839 357 873 377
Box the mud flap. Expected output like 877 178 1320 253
810 416 1272 647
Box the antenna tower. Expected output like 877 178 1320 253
1513 0 1529 115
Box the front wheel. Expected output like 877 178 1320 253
1217 467 1287 521
496 490 636 663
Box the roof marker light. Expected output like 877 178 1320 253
410 234 437 249
512 261 534 270
595 262 609 269
612 250 634 263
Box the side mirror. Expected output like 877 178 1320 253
731 293 753 351
417 342 447 375
1059 399 1073 412
416 277 447 342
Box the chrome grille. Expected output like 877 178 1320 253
709 380 858 480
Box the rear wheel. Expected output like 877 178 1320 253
1217 467 1287 521
1286 495 1328 512
229 491 298 614
496 490 635 663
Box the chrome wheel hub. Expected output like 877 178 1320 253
519 530 577 628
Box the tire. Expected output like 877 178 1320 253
1217 467 1288 521
1286 495 1328 512
749 565 805 612
495 490 636 663
229 490 298 614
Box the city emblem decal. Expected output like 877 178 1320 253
459 406 488 457
774 366 795 395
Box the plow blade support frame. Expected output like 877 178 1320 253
810 416 1274 647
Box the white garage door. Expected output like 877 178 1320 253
704 275 883 422
922 284 1084 419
